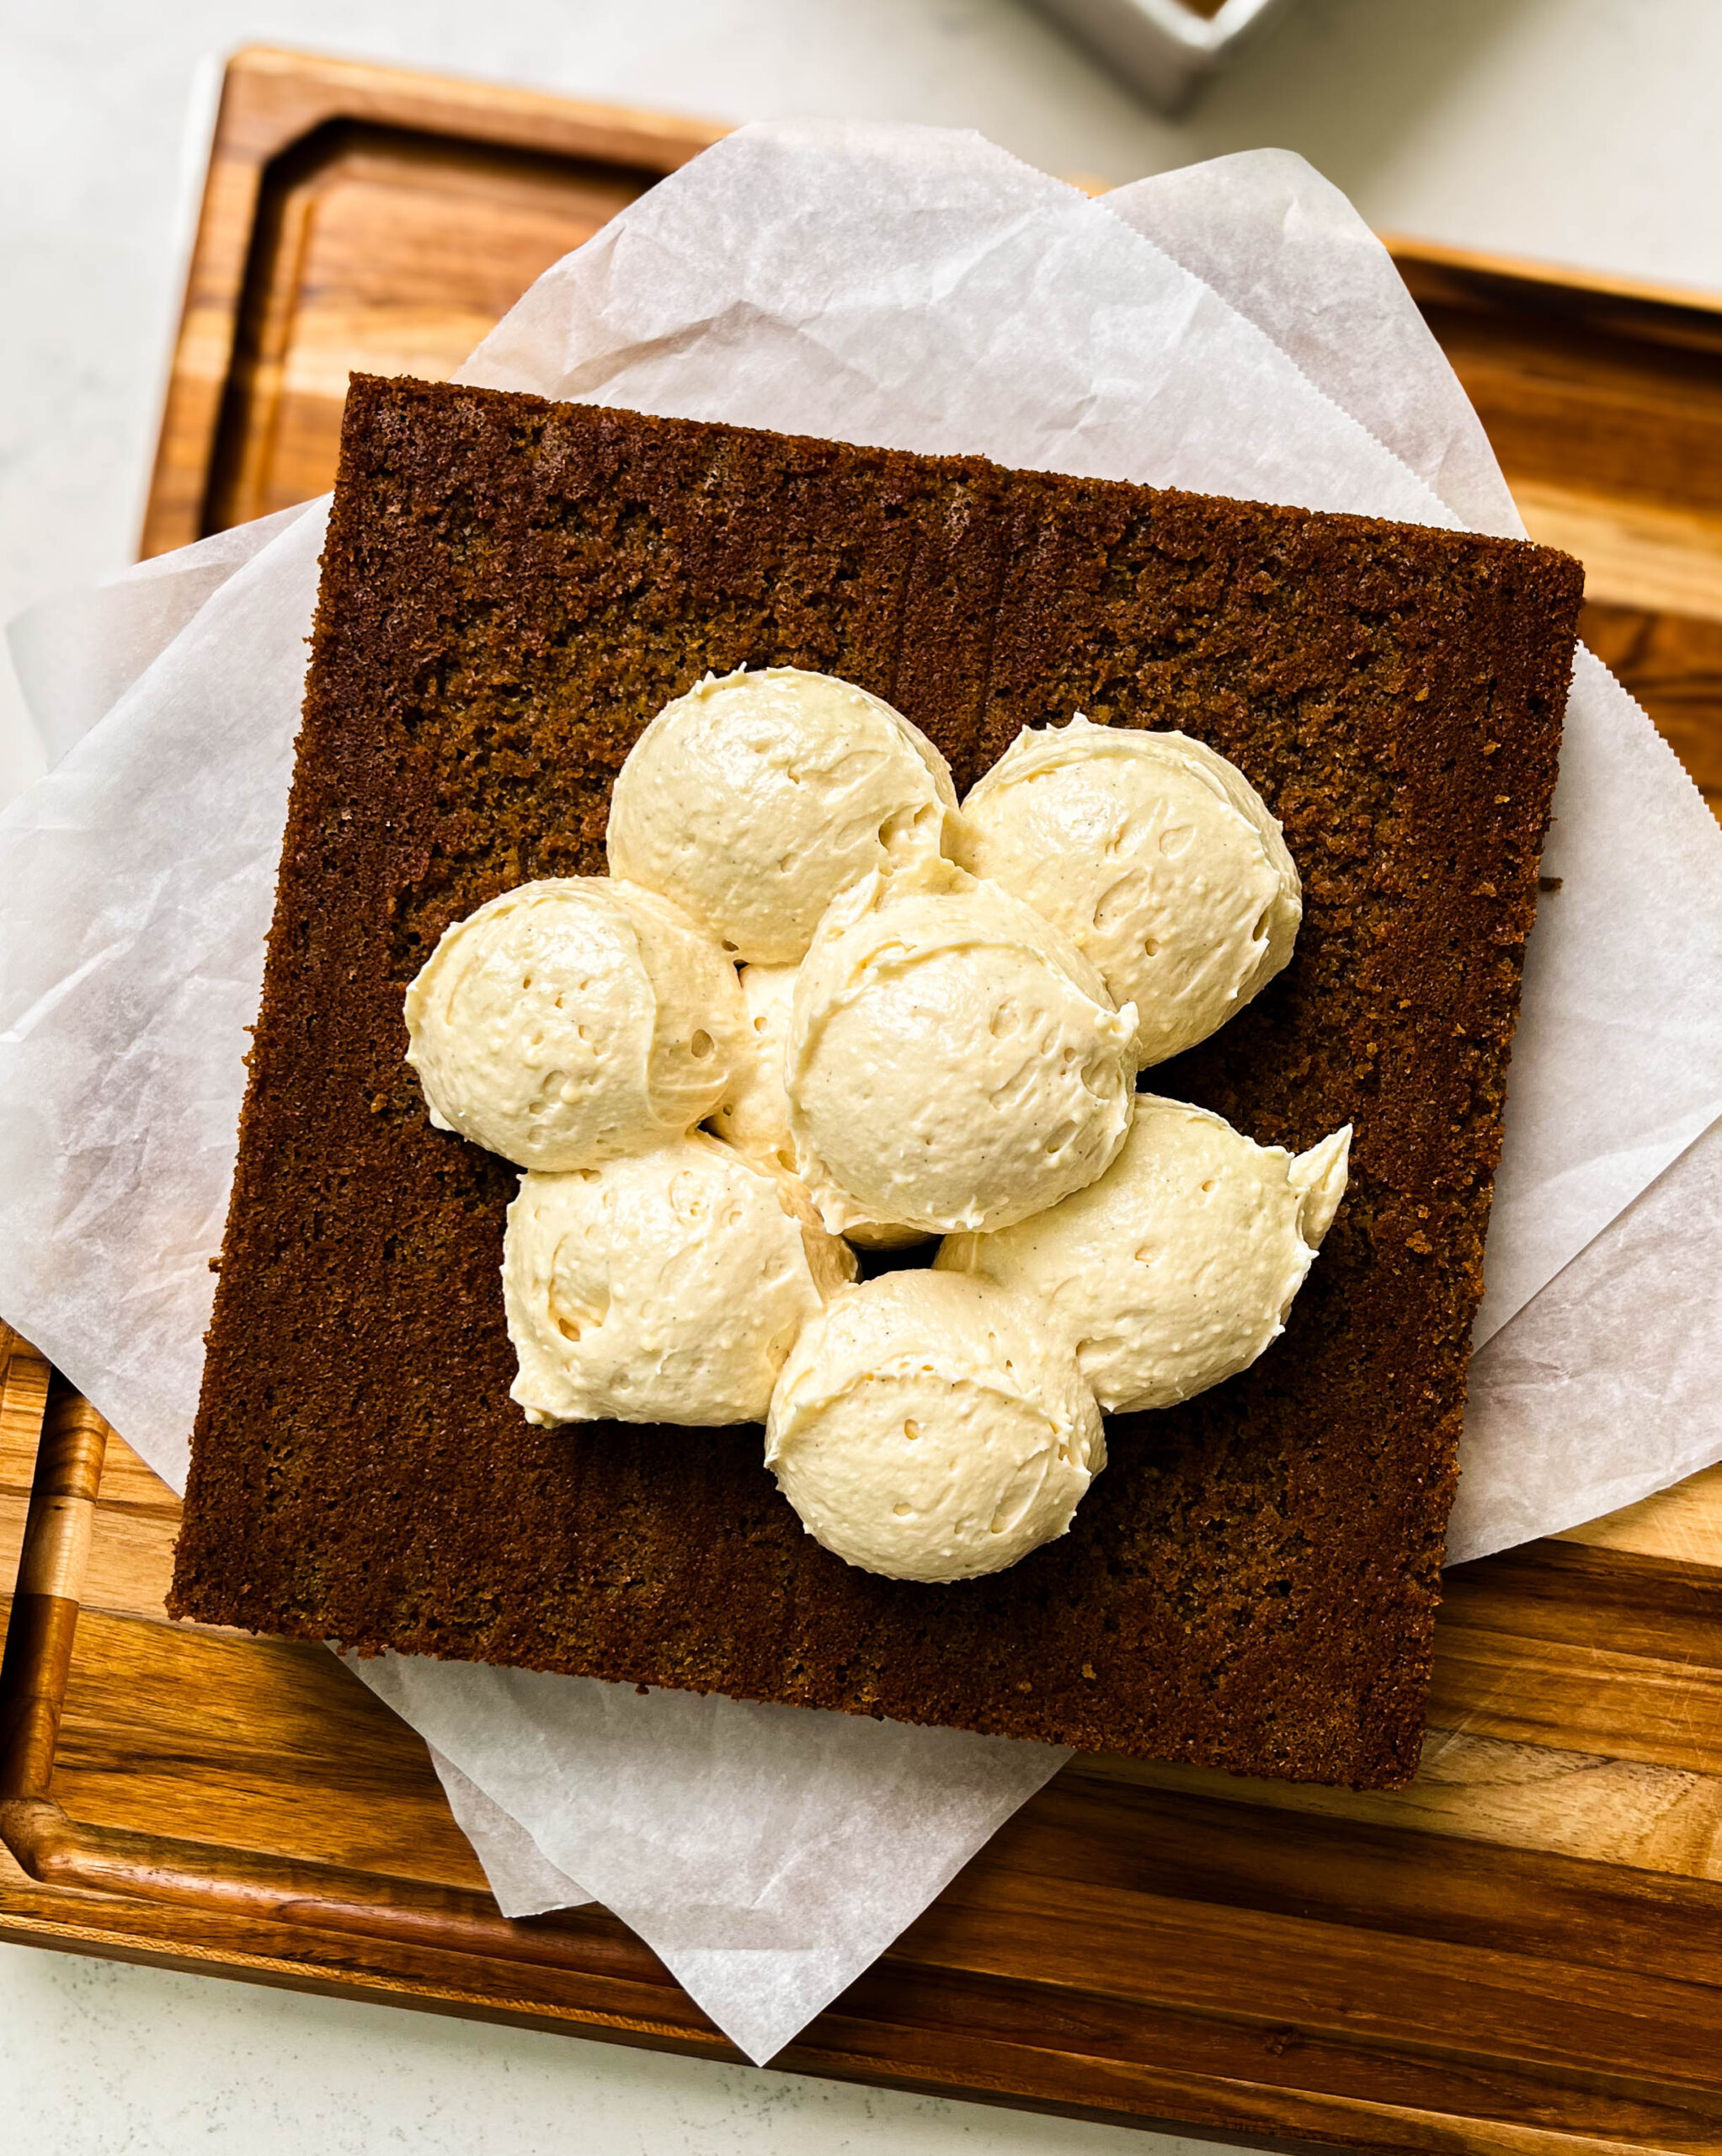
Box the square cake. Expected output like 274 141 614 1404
168 375 1583 1788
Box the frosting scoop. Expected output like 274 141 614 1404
504 1133 855 1427
937 1094 1349 1413
405 878 745 1171
709 962 802 1177
606 666 959 965
956 715 1301 1069
787 857 1136 1237
765 1270 1105 1582
711 962 925 1250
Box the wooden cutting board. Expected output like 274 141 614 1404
6 45 1722 2152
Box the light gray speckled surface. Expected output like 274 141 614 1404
0 1944 1191 2153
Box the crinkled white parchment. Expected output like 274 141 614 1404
4 124 1721 2062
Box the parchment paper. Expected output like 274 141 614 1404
1107 150 1722 1348
4 123 1721 2062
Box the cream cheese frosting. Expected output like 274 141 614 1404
404 878 746 1171
606 666 960 966
936 1094 1349 1413
708 962 800 1176
955 715 1301 1070
410 660 1341 1583
710 963 925 1250
765 1270 1105 1582
786 857 1138 1238
504 1132 856 1428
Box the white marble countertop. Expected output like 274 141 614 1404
3 0 1720 2146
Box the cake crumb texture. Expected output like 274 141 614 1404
168 376 1583 1788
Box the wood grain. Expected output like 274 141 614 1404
1518 483 1722 622
1391 246 1722 822
5 45 1722 2155
0 1330 50 1593
142 47 722 555
8 1330 1722 2147
1556 1460 1722 1566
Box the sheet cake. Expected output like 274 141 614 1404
169 376 1583 1787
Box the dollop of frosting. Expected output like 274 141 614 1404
404 878 746 1171
403 664 1346 1588
710 963 926 1250
504 1133 856 1428
955 715 1301 1070
709 962 801 1176
936 1094 1349 1412
606 666 959 965
765 1270 1104 1582
786 857 1137 1237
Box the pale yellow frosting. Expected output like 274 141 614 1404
404 878 746 1171
710 963 926 1250
606 666 959 966
786 857 1137 1238
709 962 800 1175
937 1094 1349 1412
955 715 1301 1070
765 1270 1105 1582
413 670 1342 1565
504 1133 856 1428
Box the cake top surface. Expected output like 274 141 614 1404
168 374 1582 1788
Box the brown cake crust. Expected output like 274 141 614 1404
168 376 1582 1788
